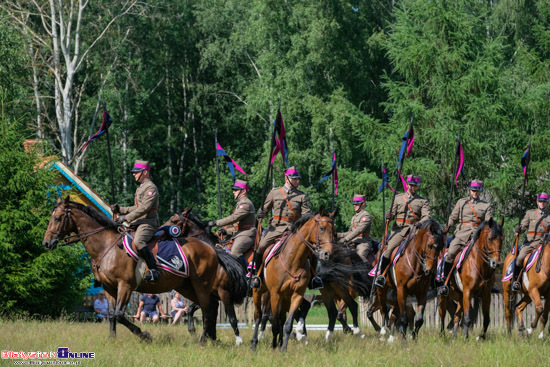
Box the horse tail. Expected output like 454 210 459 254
215 248 248 305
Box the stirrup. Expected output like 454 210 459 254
309 276 323 290
144 269 160 282
512 281 521 292
438 285 449 297
374 275 386 288
250 276 261 289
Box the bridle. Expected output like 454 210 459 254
406 224 442 277
476 225 502 268
176 211 205 238
293 214 335 255
46 205 109 246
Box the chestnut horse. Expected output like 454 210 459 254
438 218 503 339
250 210 336 352
164 209 248 345
377 219 445 341
502 236 550 337
42 197 219 343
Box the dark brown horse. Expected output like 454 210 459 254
438 218 503 339
164 209 248 345
502 236 550 337
250 210 336 352
42 197 219 343
377 219 445 341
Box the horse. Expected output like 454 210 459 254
164 209 248 345
502 236 550 338
250 210 336 352
376 219 445 341
438 218 503 339
42 197 219 343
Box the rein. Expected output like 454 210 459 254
177 212 206 238
469 228 501 285
47 207 110 246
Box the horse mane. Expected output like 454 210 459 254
291 213 316 232
420 219 445 250
181 208 218 244
56 200 119 229
471 218 502 243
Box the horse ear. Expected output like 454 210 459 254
488 217 494 227
331 208 338 218
56 195 62 204
64 195 71 204
499 218 504 227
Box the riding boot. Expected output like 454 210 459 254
438 262 453 297
250 252 262 289
374 256 390 288
512 263 522 292
138 246 161 282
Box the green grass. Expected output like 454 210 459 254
1 318 549 367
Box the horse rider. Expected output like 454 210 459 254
111 160 161 282
337 194 375 263
208 179 256 259
375 174 431 288
511 192 550 291
252 166 322 289
439 179 492 296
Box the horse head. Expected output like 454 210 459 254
293 209 336 262
43 196 77 250
165 209 217 244
474 218 504 270
416 219 445 276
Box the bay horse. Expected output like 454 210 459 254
502 235 550 337
42 197 219 343
438 218 503 339
377 219 445 341
250 210 336 352
164 209 248 345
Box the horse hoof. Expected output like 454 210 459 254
388 335 395 343
360 334 366 339
527 328 533 335
325 330 333 341
380 327 387 336
140 331 152 343
303 336 309 345
235 336 243 345
296 331 304 342
250 344 257 352
538 331 544 339
352 326 361 335
258 331 265 340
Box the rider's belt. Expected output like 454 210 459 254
460 222 479 226
274 216 297 222
235 224 254 231
396 218 413 224
358 233 370 238
528 232 545 237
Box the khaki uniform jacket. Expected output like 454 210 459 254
262 186 311 230
518 209 550 246
387 193 430 232
338 209 372 243
216 197 256 240
119 179 160 227
448 197 492 243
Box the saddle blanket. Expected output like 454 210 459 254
122 235 189 278
264 239 283 267
368 240 408 277
502 245 541 282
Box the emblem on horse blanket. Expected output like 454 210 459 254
122 234 189 278
502 245 541 282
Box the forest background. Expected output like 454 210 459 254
0 0 548 316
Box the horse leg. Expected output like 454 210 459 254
269 293 282 350
462 289 472 339
539 290 550 339
477 291 491 341
219 289 242 345
320 288 338 341
503 282 513 335
377 287 390 337
528 286 544 337
367 300 381 332
250 289 263 352
413 296 427 340
343 296 363 338
114 286 151 342
282 293 304 352
186 302 200 334
516 296 530 336
336 300 352 334
396 287 408 340
438 295 447 336
295 297 311 344
452 300 463 338
206 297 219 342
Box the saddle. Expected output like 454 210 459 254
502 245 542 282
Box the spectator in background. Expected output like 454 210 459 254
171 291 188 325
135 293 167 323
93 291 109 322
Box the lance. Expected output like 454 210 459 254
446 134 460 222
215 129 222 219
370 116 413 303
103 102 116 204
513 138 531 265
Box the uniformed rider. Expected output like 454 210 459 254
111 160 161 282
208 179 256 259
511 192 550 291
337 194 374 262
439 179 492 296
251 166 321 289
375 174 430 288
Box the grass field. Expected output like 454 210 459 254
1 317 548 367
